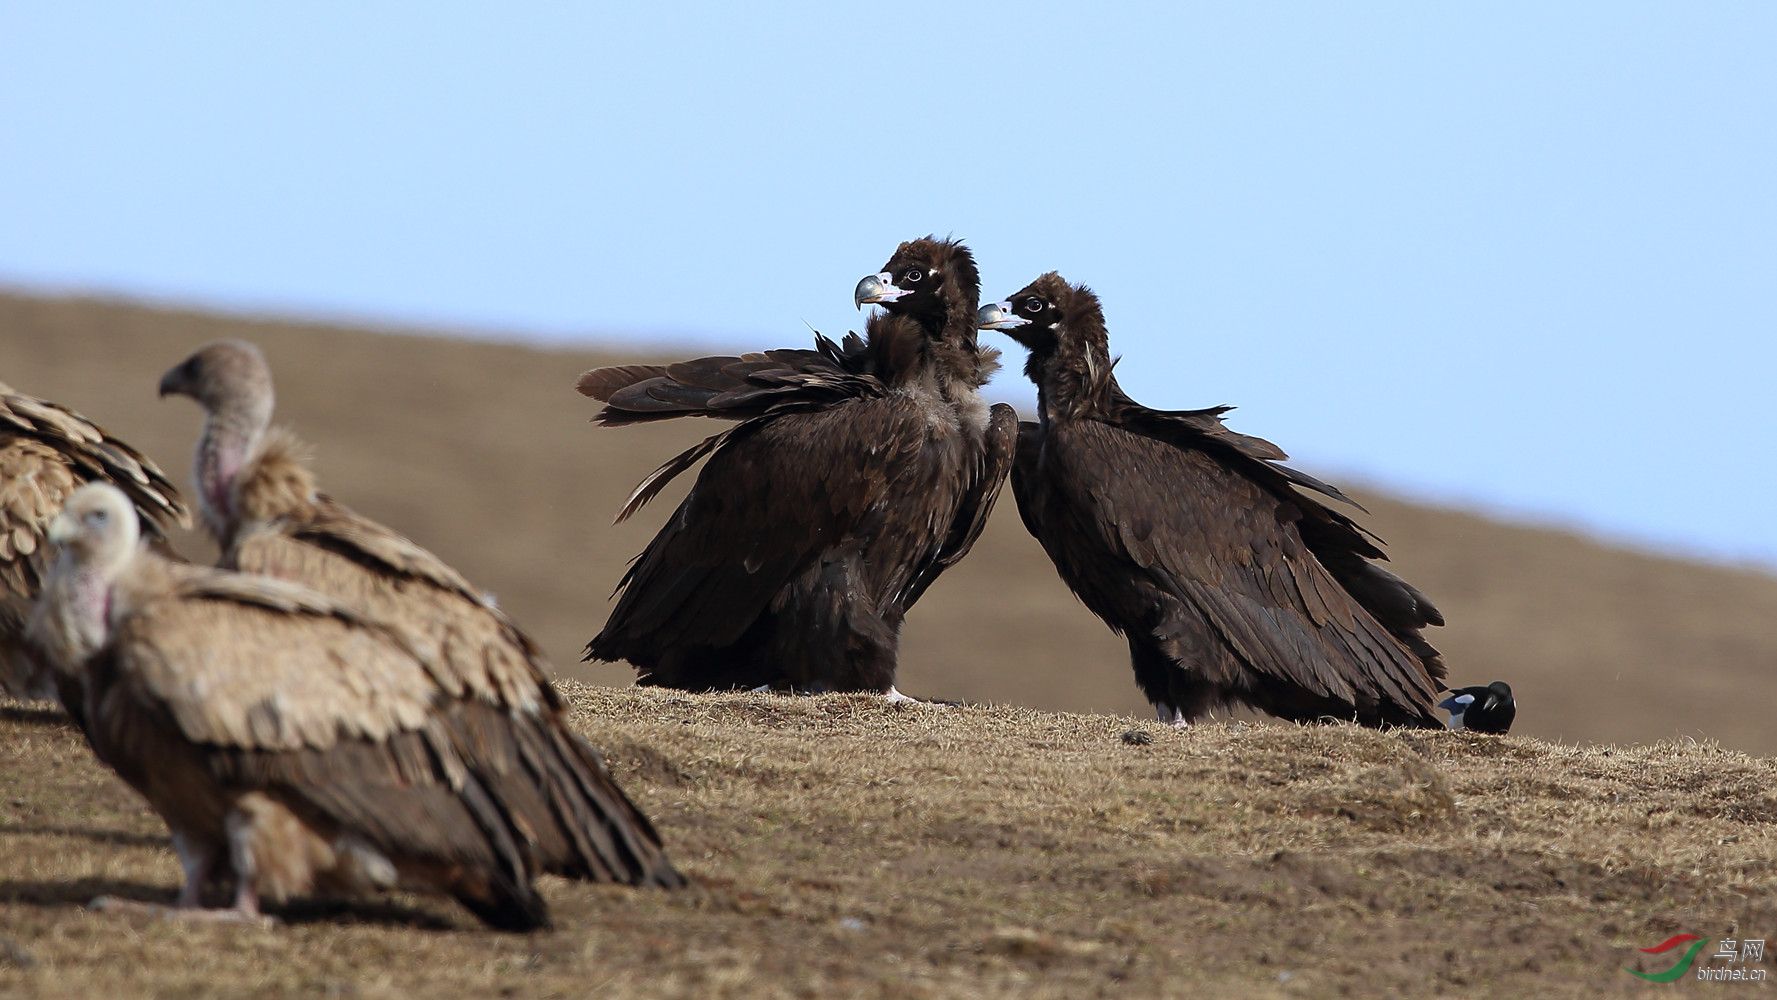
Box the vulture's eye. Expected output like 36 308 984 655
88 509 108 524
1023 297 1045 314
902 268 924 283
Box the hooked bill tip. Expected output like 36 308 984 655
977 301 1028 330
855 272 907 307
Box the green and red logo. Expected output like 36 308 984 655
1626 934 1711 983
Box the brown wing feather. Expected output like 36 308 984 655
575 364 670 402
612 421 749 524
1109 393 1443 663
206 699 682 894
1113 391 1367 510
576 333 882 426
0 384 188 541
116 571 439 749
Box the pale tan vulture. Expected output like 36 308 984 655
156 340 683 889
1 380 187 701
28 483 683 929
160 339 549 707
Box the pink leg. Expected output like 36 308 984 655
89 816 276 927
171 831 221 909
228 873 263 920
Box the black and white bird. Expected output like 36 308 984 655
1438 681 1516 734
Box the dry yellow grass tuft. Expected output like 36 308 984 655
0 685 1773 998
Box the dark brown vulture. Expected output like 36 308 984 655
155 339 683 901
577 236 1018 699
28 484 678 930
1 380 187 701
979 274 1446 728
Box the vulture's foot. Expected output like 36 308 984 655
884 687 948 707
1153 704 1192 728
88 896 164 918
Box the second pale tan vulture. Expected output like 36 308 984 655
157 339 683 900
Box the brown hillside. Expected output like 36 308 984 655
5 291 1775 753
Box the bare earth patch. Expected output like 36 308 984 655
0 685 1771 998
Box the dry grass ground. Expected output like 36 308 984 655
4 291 1776 755
0 685 1773 998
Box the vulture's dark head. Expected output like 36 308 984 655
980 274 1114 403
853 236 981 339
979 273 1108 356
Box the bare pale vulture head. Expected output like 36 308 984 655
158 339 275 425
48 483 142 578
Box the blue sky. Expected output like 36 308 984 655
3 3 1773 566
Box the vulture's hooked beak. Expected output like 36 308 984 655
977 301 1028 331
157 366 186 399
854 272 906 310
47 512 77 545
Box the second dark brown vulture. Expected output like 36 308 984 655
578 237 1017 699
979 274 1446 728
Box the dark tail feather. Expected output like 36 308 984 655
451 868 552 933
576 365 669 402
441 767 553 931
563 732 687 889
536 721 687 888
614 425 740 523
